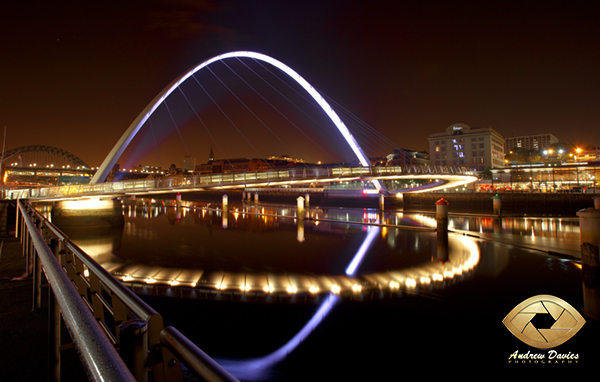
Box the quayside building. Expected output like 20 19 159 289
428 123 505 172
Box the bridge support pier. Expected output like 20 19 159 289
297 196 305 242
297 196 304 219
52 199 124 228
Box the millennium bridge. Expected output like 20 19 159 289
7 164 475 200
5 51 483 382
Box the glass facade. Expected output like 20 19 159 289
478 164 600 192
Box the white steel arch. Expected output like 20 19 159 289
91 51 380 190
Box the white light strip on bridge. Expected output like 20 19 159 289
91 51 383 192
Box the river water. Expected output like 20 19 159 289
55 199 599 380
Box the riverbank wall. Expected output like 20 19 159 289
403 192 597 216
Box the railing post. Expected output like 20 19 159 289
119 319 149 382
48 287 61 382
26 228 33 276
33 245 42 310
15 200 20 240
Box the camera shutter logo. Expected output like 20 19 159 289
503 295 585 349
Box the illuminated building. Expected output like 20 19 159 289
182 156 196 173
267 155 306 164
486 162 600 192
428 123 505 171
386 148 430 166
505 133 558 152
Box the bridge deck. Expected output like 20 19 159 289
7 165 476 200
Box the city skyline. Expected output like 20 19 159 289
2 1 599 168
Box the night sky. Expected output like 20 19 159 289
2 1 599 168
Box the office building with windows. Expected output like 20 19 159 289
505 133 558 152
428 123 505 171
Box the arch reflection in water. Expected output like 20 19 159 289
215 293 340 381
212 228 479 381
345 226 379 276
61 203 481 380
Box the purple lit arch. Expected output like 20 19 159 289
91 51 378 187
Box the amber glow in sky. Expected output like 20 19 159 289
1 1 599 168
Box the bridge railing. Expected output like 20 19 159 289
18 201 239 382
6 165 474 199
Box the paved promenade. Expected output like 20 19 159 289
0 236 85 382
0 237 48 382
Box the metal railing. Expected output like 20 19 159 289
18 200 239 382
7 165 474 200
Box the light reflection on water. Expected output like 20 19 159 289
57 203 480 296
447 215 579 239
44 200 597 380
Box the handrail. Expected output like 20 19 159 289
160 327 239 382
19 201 239 382
17 201 137 382
26 206 160 323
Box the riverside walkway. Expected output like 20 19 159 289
0 237 87 381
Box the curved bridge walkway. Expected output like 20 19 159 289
7 164 476 200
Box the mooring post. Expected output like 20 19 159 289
436 198 449 231
492 193 502 216
435 198 449 262
577 207 600 320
